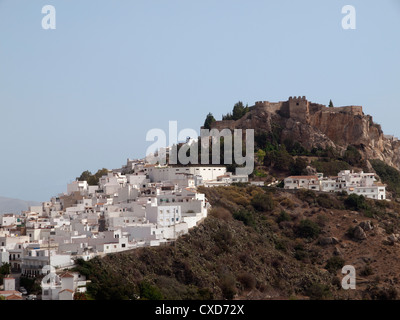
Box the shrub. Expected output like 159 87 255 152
296 189 317 205
279 198 295 209
237 272 256 290
251 193 274 212
296 219 321 239
233 209 256 228
325 256 345 274
344 194 369 211
219 273 237 300
342 145 363 166
305 282 332 300
360 264 374 277
316 193 342 209
210 207 232 221
277 210 291 223
139 281 163 300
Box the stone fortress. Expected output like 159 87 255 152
209 96 364 131
254 96 363 120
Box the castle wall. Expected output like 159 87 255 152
333 106 363 116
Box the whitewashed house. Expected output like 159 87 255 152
284 175 320 190
67 181 89 195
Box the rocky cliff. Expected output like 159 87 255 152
210 96 400 170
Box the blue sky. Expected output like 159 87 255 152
0 0 399 201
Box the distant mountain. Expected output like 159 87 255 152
0 196 40 215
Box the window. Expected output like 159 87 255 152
122 244 126 248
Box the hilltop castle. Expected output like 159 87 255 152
208 96 364 132
253 96 363 122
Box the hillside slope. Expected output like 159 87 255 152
73 186 400 300
209 97 400 172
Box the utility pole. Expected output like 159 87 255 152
47 236 51 274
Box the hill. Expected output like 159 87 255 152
72 186 400 300
209 96 400 174
0 196 40 215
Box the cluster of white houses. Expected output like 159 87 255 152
284 170 386 200
0 159 249 300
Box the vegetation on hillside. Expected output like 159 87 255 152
370 159 400 197
71 185 400 300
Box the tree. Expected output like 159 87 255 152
78 168 109 186
232 101 249 120
343 145 362 166
329 99 334 108
256 149 266 164
290 157 308 175
232 101 245 120
78 170 92 182
204 112 216 130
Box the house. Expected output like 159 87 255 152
284 170 386 200
0 290 22 300
3 276 15 291
67 181 89 195
41 271 76 300
0 214 16 227
284 176 320 190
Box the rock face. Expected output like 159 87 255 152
359 221 374 232
209 96 400 171
353 226 367 240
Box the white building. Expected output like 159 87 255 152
336 170 386 200
148 166 227 183
284 175 320 190
67 181 89 195
284 170 386 200
146 199 182 227
0 214 17 227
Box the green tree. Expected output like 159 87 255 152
273 144 294 171
78 170 92 182
204 112 216 130
290 157 308 175
329 99 334 108
256 149 266 164
344 194 368 211
343 145 362 166
232 101 245 120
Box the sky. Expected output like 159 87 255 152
0 0 399 202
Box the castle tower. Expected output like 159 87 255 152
288 96 310 123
